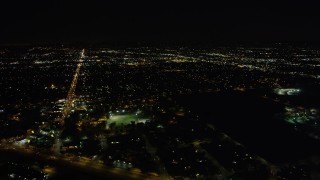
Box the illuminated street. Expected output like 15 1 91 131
59 49 85 125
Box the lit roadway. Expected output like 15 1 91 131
59 49 85 125
54 49 85 155
0 141 161 180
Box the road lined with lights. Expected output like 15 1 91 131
0 143 161 180
59 49 85 125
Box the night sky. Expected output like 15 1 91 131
1 1 320 44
